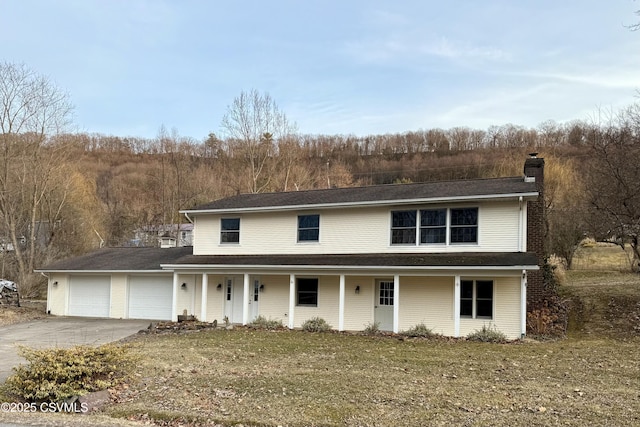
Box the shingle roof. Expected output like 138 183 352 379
185 176 537 212
37 247 193 271
172 252 539 269
37 249 538 272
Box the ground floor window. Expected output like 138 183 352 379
460 279 493 318
297 278 318 306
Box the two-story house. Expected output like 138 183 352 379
38 156 545 339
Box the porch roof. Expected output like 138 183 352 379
168 252 539 270
37 248 538 273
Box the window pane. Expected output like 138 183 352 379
460 300 473 316
421 228 446 244
476 281 493 299
461 280 473 298
420 209 446 226
220 231 239 243
298 229 319 242
221 218 240 231
392 229 416 244
476 300 493 317
451 208 477 226
298 215 319 228
392 211 416 227
450 227 477 243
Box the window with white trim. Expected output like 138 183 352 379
296 278 318 306
298 214 320 242
220 218 240 243
391 210 417 244
390 207 478 246
460 279 493 318
450 208 478 243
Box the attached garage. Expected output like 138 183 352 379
128 275 173 320
68 275 111 317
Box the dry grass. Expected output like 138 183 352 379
571 242 634 271
95 329 639 427
0 301 47 326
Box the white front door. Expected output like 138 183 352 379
374 279 394 331
249 277 260 321
224 277 244 324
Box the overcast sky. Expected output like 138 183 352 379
2 0 639 140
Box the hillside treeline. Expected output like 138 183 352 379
54 119 588 248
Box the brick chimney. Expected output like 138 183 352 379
524 153 546 305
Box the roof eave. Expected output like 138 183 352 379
161 263 540 272
182 191 539 215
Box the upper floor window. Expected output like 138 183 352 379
391 210 417 244
298 214 320 242
460 279 493 318
220 218 240 243
450 208 478 243
391 207 478 246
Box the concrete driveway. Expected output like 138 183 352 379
0 317 150 382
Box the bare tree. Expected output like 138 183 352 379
221 90 297 193
585 104 640 271
0 62 74 295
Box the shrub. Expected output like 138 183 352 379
402 323 437 338
249 315 283 330
363 321 381 335
4 343 138 402
466 324 508 343
301 317 331 332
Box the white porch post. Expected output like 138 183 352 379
338 274 345 331
288 274 296 329
521 270 527 338
393 274 400 334
242 273 250 325
454 275 461 337
201 273 208 322
171 272 179 322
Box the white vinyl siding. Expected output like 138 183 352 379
398 276 454 336
343 276 374 331
47 273 68 316
192 201 521 255
255 275 290 324
293 276 340 328
459 276 521 339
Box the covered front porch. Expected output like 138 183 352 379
169 269 530 339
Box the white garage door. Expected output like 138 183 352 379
68 275 111 317
128 276 173 320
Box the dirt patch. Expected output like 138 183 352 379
0 300 47 326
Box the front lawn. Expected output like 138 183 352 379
102 329 639 427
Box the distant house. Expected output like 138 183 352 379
37 156 545 339
133 223 193 248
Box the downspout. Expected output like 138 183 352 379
183 212 193 224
